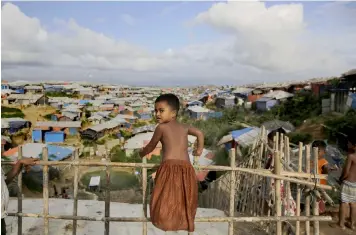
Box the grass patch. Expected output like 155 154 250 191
1 106 25 118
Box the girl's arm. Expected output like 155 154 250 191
139 125 163 157
188 126 204 156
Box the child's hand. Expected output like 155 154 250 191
20 158 38 166
193 149 203 157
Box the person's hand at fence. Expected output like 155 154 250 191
20 158 38 166
5 158 38 184
193 149 202 157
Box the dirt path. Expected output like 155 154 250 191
21 105 56 124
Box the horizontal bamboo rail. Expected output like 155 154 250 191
1 161 334 190
7 212 332 222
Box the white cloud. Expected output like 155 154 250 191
120 14 136 26
1 2 355 86
192 1 354 75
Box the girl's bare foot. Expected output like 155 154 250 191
345 222 355 230
329 222 346 230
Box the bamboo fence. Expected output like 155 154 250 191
2 127 334 235
198 127 335 235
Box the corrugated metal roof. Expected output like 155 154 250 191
262 120 295 133
35 121 82 128
187 106 211 113
263 90 294 100
87 119 125 132
115 114 137 120
233 127 261 147
132 124 156 135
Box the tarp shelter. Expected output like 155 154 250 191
346 93 356 110
231 127 261 148
262 120 295 135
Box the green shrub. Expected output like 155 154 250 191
288 132 313 145
1 106 25 118
111 146 127 162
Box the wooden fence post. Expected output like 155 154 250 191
274 150 282 235
228 148 236 235
104 160 110 235
42 147 49 235
142 157 147 235
72 148 79 235
296 142 303 235
305 145 311 235
17 145 23 235
313 147 320 235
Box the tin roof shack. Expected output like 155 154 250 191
262 120 295 134
232 87 254 100
6 94 48 106
186 106 223 120
255 90 294 112
187 106 211 120
215 95 235 109
1 118 31 135
34 121 82 142
81 118 127 140
24 85 43 94
135 111 152 121
310 78 331 97
217 127 260 158
328 70 356 113
8 84 25 94
1 80 10 90
132 124 156 135
186 100 204 108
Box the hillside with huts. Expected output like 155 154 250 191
1 70 356 233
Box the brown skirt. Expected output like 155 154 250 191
150 159 198 232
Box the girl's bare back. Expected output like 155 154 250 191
160 122 190 162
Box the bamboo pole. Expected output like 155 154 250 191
228 148 236 235
305 145 311 235
72 149 79 235
142 157 147 235
43 147 49 235
313 147 320 235
274 150 282 235
296 142 303 235
104 160 111 235
285 136 291 217
17 145 23 235
7 212 333 222
241 141 254 213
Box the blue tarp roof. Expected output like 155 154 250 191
231 127 254 139
348 93 356 109
45 145 74 161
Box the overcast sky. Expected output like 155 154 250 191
1 1 356 86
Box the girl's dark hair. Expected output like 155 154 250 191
347 133 356 146
155 93 180 112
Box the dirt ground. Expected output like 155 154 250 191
19 105 56 124
295 120 327 140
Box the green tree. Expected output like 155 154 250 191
270 92 322 126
